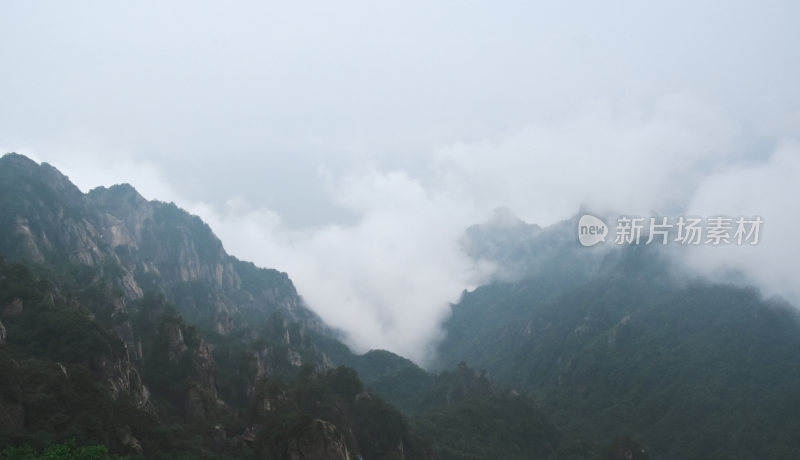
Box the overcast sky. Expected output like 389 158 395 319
2 1 799 364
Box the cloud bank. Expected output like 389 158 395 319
192 169 494 364
2 1 800 364
26 95 798 365
681 143 800 304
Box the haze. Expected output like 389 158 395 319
2 1 799 364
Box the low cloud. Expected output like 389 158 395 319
679 142 800 305
36 94 800 365
430 94 748 226
4 1 799 364
191 169 493 365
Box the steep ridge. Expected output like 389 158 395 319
0 153 567 459
0 154 429 458
439 211 800 459
0 153 315 335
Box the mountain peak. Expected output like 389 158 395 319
102 182 141 196
1 153 84 208
0 154 309 333
88 182 148 209
487 206 529 228
1 152 39 170
461 207 543 271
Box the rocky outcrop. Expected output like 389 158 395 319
144 311 223 421
112 314 143 362
263 419 352 460
1 298 23 319
235 314 336 397
116 424 144 456
0 154 344 442
0 319 6 345
0 153 321 338
164 321 190 362
0 399 24 431
0 153 435 460
185 384 219 421
98 355 153 413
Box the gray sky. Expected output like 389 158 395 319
2 1 799 363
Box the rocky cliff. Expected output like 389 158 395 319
0 153 436 459
0 153 316 336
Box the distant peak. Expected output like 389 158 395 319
1 153 82 198
89 183 145 201
1 152 39 170
108 183 141 195
464 207 542 238
488 206 526 227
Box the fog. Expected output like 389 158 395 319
2 1 799 363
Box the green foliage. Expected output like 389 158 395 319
250 366 428 460
437 247 800 459
12 155 793 458
412 363 561 460
0 255 429 459
0 440 125 460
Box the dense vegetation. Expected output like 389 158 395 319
0 257 433 459
1 440 125 460
5 153 800 459
410 363 564 460
437 247 800 459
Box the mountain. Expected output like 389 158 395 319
438 210 800 459
461 208 612 286
0 153 315 335
411 362 564 460
0 154 433 458
11 152 797 459
14 151 789 458
0 153 566 459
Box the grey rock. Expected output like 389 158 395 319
0 298 22 319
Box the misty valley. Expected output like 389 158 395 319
5 1 800 457
1 153 799 460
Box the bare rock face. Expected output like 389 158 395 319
185 384 219 421
165 321 220 401
1 298 23 319
0 319 6 345
147 315 223 421
0 399 24 431
116 424 144 456
191 335 221 404
164 322 190 362
91 337 155 415
12 217 45 262
113 317 142 363
263 419 353 460
103 358 153 413
1 155 325 343
0 154 345 446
